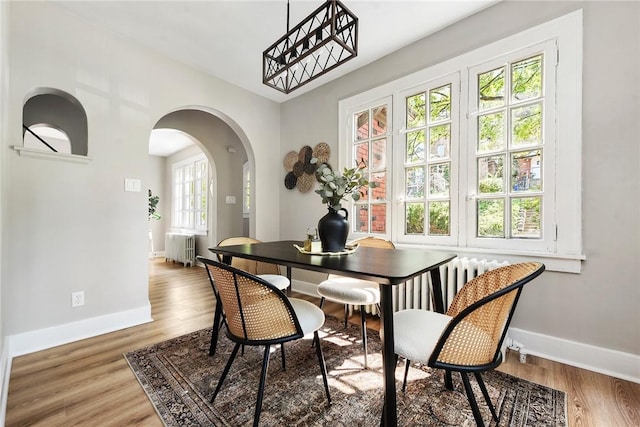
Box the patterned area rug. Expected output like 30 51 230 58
125 316 566 426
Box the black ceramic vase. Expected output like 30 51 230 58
317 206 349 252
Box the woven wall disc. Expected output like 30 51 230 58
304 161 318 174
298 145 313 163
283 151 298 171
313 142 331 163
284 172 297 189
296 173 314 193
292 161 305 177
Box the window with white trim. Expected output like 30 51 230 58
340 11 583 271
172 154 208 234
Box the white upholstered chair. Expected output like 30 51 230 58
317 236 395 368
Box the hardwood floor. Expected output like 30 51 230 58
6 258 640 426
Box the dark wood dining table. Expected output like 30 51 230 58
208 240 455 426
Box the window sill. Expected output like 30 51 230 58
392 243 585 273
12 146 91 163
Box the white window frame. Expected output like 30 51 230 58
171 153 208 235
338 10 584 273
346 97 393 240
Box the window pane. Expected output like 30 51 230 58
478 155 505 193
371 204 386 233
371 172 387 200
405 166 425 198
478 66 505 110
512 103 542 147
429 124 450 160
406 92 425 129
354 142 369 166
430 84 451 122
372 105 387 136
429 163 450 197
406 130 425 163
477 199 504 237
372 137 387 169
512 55 542 102
511 197 541 238
356 205 369 232
405 202 425 234
354 110 369 140
478 112 504 152
429 201 450 236
511 150 542 192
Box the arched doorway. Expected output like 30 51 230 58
148 107 254 262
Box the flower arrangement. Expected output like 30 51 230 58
313 159 377 210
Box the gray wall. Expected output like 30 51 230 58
280 1 640 357
2 1 281 349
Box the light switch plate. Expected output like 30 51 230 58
226 196 236 204
125 178 141 192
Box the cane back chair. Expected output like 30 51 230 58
393 262 545 426
204 237 290 357
199 257 331 427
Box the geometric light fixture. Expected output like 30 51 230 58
263 0 358 94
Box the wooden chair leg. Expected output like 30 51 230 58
460 372 485 427
359 305 369 369
313 331 332 404
253 345 272 427
474 372 498 422
211 342 241 403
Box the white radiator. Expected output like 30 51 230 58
355 257 510 315
165 233 195 267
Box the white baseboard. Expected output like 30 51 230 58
293 279 639 384
7 304 153 358
291 279 321 298
508 327 640 384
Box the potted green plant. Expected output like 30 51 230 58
148 189 161 221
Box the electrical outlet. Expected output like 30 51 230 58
71 291 84 307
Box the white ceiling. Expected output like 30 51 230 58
52 0 498 156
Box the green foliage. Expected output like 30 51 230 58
314 160 378 210
478 199 504 237
406 203 424 234
478 177 503 193
148 189 161 221
429 202 450 235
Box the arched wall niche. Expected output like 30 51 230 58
23 87 88 156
